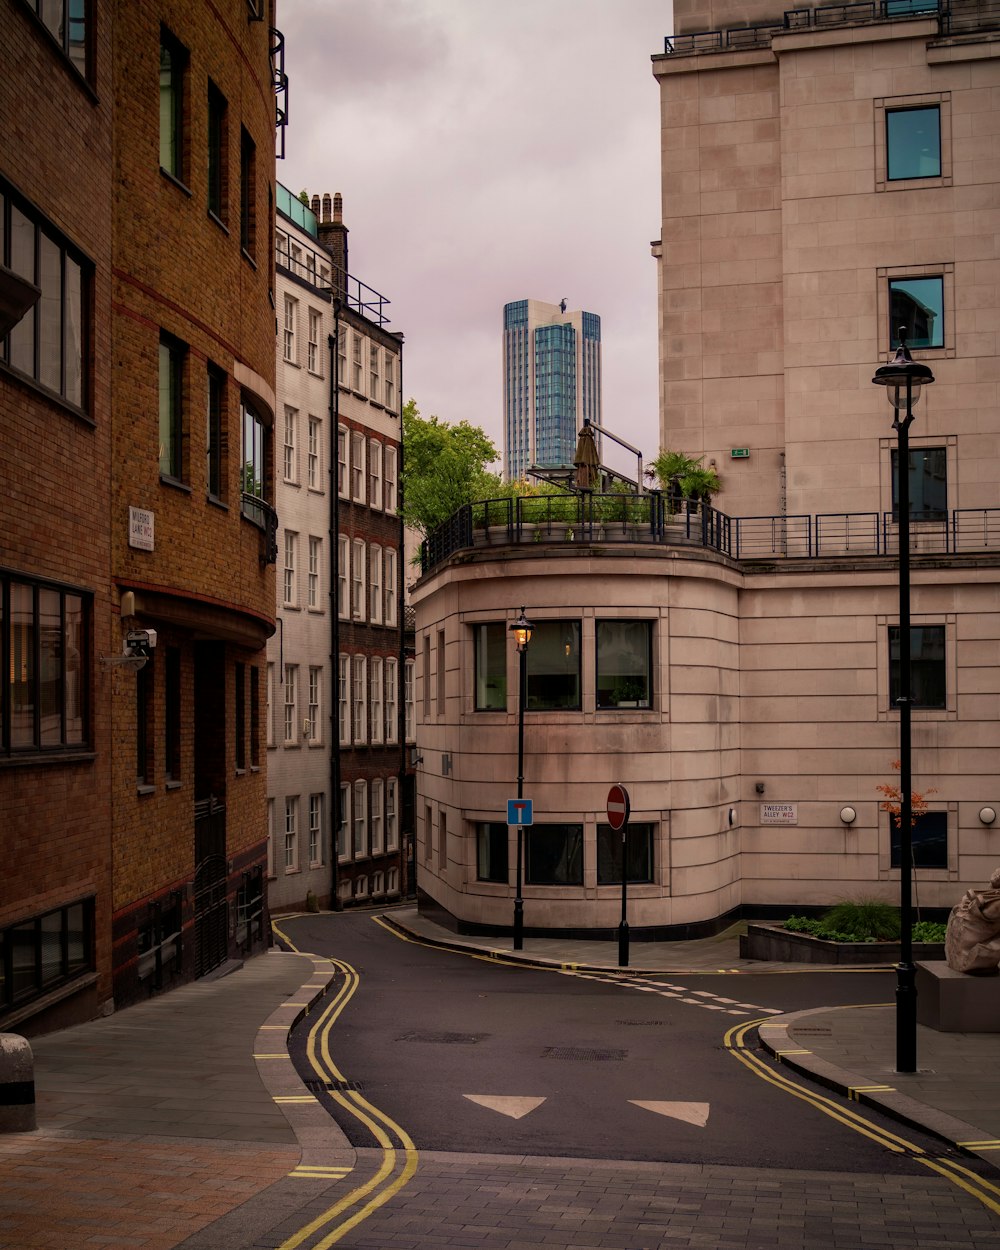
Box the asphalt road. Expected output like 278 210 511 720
278 912 949 1175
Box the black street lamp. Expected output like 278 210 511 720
872 329 935 1074
509 608 533 950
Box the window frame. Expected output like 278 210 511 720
0 897 95 1013
308 535 320 609
385 657 398 745
284 796 299 872
525 824 584 886
307 308 321 374
282 530 297 607
307 416 321 490
338 654 350 746
158 332 186 483
474 622 507 711
384 548 397 627
282 405 297 481
890 809 948 870
353 780 367 857
283 663 297 744
596 619 654 710
159 26 188 184
309 793 323 867
352 655 367 744
307 665 321 744
234 661 246 771
875 93 952 194
383 445 398 514
888 624 947 710
596 822 655 885
207 79 228 224
206 363 226 502
369 439 382 510
369 544 382 624
351 431 365 502
370 656 384 745
371 778 384 854
351 538 365 621
239 125 255 259
891 445 947 523
386 778 399 851
25 0 90 79
525 620 582 712
476 822 509 884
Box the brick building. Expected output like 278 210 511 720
267 188 411 912
1 0 281 1030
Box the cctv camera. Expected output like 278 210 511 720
125 629 157 656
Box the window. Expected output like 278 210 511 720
353 781 367 856
158 334 185 481
369 440 382 510
283 664 297 742
159 28 187 181
283 297 296 364
206 365 225 501
283 531 297 606
477 822 508 883
887 106 940 181
337 534 349 618
438 809 448 870
370 657 384 744
386 778 399 851
161 645 180 782
284 797 298 871
338 784 350 860
266 662 275 748
337 425 348 497
371 779 384 854
240 126 255 257
307 666 321 743
351 538 365 620
384 549 397 626
372 871 384 896
423 633 431 717
405 658 415 742
2 575 88 755
526 824 584 886
387 866 398 894
241 396 269 505
597 823 655 884
338 330 347 385
0 898 94 1013
308 309 321 373
308 417 320 490
526 621 581 711
891 446 947 522
235 662 246 770
385 353 396 410
384 446 398 514
136 658 154 784
352 334 363 391
424 804 433 863
889 625 946 709
370 343 380 400
1 181 86 409
597 620 653 709
474 623 507 710
351 431 365 502
267 799 275 877
282 406 297 480
354 875 368 899
207 81 227 222
308 536 320 609
250 666 259 767
385 658 398 744
370 545 382 624
338 655 349 745
26 0 89 76
309 794 323 866
352 655 367 744
891 810 947 870
889 276 943 349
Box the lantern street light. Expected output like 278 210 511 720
872 329 935 1074
509 608 533 950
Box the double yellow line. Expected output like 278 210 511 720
726 1017 1000 1216
271 920 419 1250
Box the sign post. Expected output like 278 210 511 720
607 784 631 967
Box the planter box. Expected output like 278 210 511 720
740 922 946 966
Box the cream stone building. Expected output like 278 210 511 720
410 0 1000 939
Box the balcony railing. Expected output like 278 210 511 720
419 492 1000 575
241 492 279 565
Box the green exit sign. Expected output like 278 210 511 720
730 448 750 459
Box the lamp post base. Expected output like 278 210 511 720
513 898 524 951
618 921 630 968
896 960 917 1073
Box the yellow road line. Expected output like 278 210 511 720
254 1053 292 1060
919 1157 1000 1217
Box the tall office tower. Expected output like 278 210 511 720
503 299 602 480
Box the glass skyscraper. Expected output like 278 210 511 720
503 299 602 480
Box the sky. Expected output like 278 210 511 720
276 0 671 477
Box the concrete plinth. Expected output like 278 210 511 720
916 961 1000 1033
0 1033 35 1132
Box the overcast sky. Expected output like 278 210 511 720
277 0 671 475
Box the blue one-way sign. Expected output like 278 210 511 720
507 799 533 826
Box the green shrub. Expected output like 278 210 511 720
821 898 901 941
912 921 947 943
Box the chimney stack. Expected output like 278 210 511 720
317 191 348 301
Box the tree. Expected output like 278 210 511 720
876 760 937 828
401 400 501 536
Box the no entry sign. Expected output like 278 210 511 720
607 784 630 831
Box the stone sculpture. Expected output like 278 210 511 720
945 867 1000 974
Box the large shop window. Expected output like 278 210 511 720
891 446 946 522
596 620 652 709
525 620 581 711
889 277 943 350
597 823 655 885
526 824 584 886
1 180 87 411
888 625 946 709
0 898 94 1015
476 822 508 883
474 623 507 710
2 573 89 755
891 810 948 870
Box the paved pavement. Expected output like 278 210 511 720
0 905 996 1250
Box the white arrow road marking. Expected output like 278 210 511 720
464 1095 546 1120
630 1100 710 1128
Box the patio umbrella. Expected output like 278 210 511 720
573 422 600 491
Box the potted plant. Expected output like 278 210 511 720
648 450 720 514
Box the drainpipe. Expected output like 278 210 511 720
395 339 407 896
329 315 342 909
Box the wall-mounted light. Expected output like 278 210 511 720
980 806 997 826
728 807 737 826
840 806 857 825
755 782 765 795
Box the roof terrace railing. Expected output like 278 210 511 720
419 492 1000 575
